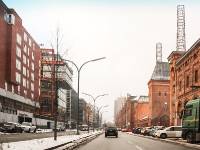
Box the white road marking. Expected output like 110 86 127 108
135 146 143 150
127 141 132 144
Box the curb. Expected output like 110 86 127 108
45 131 103 150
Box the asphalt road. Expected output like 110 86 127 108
75 132 200 150
0 130 76 143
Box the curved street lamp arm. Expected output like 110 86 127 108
82 92 95 100
94 94 108 101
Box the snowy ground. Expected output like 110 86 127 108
0 129 101 150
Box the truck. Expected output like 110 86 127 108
182 99 200 143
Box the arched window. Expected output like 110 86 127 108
186 76 189 88
158 91 161 96
195 70 198 83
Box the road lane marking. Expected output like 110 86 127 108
127 141 132 144
135 146 143 150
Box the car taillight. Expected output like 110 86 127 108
105 130 108 132
115 130 118 132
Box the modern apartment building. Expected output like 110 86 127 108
0 0 40 123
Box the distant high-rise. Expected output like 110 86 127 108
176 5 186 52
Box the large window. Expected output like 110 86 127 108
24 32 27 42
16 46 21 58
16 33 21 45
23 66 26 76
16 72 21 83
23 78 26 88
16 59 21 70
179 81 182 91
195 70 198 83
158 91 161 96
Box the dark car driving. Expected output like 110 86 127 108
105 127 118 138
0 122 23 133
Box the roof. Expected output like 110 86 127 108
150 62 170 80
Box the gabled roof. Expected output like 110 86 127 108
150 62 170 80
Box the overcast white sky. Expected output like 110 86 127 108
3 0 200 123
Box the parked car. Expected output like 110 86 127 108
21 122 36 133
133 127 143 134
123 128 132 132
155 126 182 139
105 127 118 137
0 122 23 133
143 127 152 136
152 128 165 137
132 128 136 133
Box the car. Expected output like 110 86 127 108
143 127 152 136
155 126 182 139
0 122 23 133
80 127 88 131
21 122 36 133
152 127 165 137
105 127 118 137
123 128 132 132
134 127 143 134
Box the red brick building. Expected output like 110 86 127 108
0 0 40 123
148 62 170 127
168 38 200 126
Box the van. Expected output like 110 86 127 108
155 126 182 139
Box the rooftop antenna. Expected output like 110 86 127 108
156 43 162 62
176 5 186 52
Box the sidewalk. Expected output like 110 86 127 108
126 132 200 149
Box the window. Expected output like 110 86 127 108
24 90 27 98
186 76 189 88
23 66 26 76
179 81 182 91
23 44 27 53
16 72 21 83
16 33 21 45
184 109 192 118
27 80 29 89
31 83 34 91
164 91 167 96
27 69 29 78
31 93 34 100
24 32 27 42
27 58 29 67
7 14 15 25
33 43 35 50
39 79 40 86
158 91 161 96
18 86 20 95
23 78 26 88
195 70 198 83
32 52 34 60
31 73 34 81
23 55 26 64
29 38 32 47
5 82 7 91
27 48 30 56
31 62 34 71
16 46 21 58
12 84 14 93
16 59 21 70
4 10 7 21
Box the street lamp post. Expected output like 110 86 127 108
96 105 108 128
82 92 108 132
63 57 106 135
99 110 108 128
